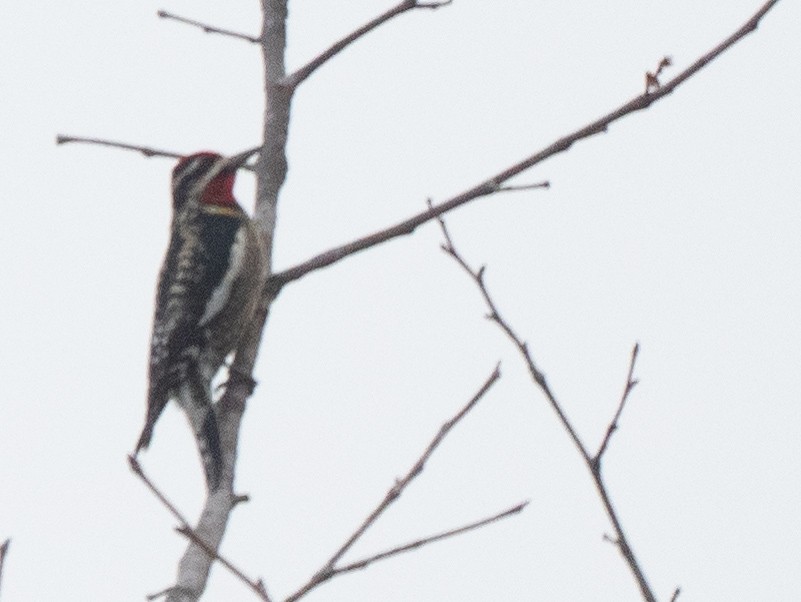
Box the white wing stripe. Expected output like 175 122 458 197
198 226 247 327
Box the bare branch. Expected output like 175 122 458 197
434 211 591 462
670 587 682 601
333 501 528 575
282 0 452 90
129 456 272 602
435 217 658 602
594 343 640 466
157 10 260 44
128 455 194 526
337 364 499 567
285 365 502 602
268 0 780 292
55 136 262 171
55 135 184 159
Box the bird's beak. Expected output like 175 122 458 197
223 146 261 170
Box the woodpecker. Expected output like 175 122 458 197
135 148 266 490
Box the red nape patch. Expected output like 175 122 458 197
201 171 237 206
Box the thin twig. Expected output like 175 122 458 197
157 10 260 44
337 365 499 567
286 503 525 602
282 0 452 90
55 135 183 159
434 217 658 602
128 456 272 602
336 369 499 559
55 136 261 171
594 343 640 467
334 501 528 574
433 210 591 463
670 587 682 601
284 366 503 602
268 0 780 292
128 455 194 525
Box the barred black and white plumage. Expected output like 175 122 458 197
135 149 265 490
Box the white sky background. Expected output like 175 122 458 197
1 1 799 600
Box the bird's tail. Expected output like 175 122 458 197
134 422 154 455
134 388 168 454
176 375 224 491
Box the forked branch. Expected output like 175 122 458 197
433 214 663 602
284 366 527 602
594 344 640 468
328 365 500 568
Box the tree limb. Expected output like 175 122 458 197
268 0 781 292
434 215 657 602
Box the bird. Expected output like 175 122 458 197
135 148 266 490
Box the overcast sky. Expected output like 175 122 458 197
1 1 799 600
